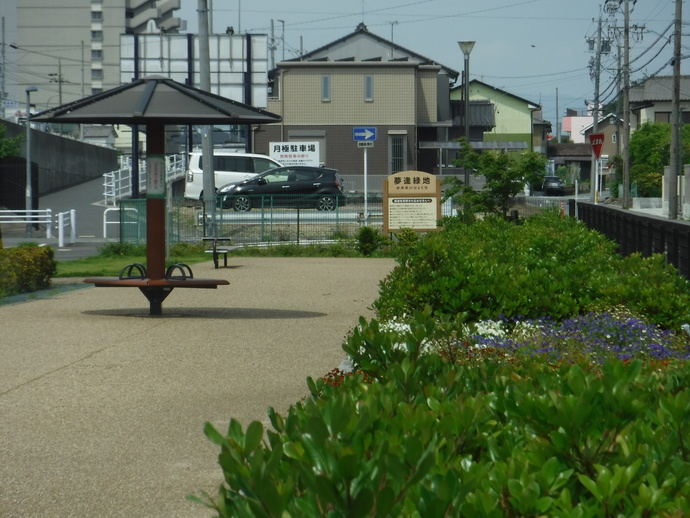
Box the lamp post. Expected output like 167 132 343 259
25 85 38 237
458 41 475 190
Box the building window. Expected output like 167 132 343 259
364 75 374 102
655 112 671 123
91 30 103 41
91 49 103 60
321 75 331 102
91 69 103 80
390 134 407 174
611 133 617 144
91 11 102 21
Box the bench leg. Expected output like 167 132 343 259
138 286 174 315
212 252 219 269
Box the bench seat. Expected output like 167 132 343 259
204 244 242 268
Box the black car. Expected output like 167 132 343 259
219 166 346 212
541 176 565 196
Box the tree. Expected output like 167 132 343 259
0 123 22 159
444 139 547 219
628 121 690 197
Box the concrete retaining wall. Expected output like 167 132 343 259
2 120 118 196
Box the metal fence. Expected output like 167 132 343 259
118 195 458 245
577 201 690 280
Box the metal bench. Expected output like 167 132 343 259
202 237 241 268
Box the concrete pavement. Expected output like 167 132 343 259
0 256 396 518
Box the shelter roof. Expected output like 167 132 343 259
30 76 281 126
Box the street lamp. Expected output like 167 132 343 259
25 85 38 237
458 41 475 190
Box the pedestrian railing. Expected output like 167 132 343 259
0 209 54 238
103 153 186 206
103 207 141 240
56 210 77 247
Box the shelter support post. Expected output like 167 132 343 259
146 121 166 281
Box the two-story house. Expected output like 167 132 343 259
450 80 542 153
629 75 690 129
253 23 479 191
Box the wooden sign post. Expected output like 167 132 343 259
383 170 442 236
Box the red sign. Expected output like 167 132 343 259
589 133 605 159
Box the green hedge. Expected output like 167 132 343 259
0 245 56 297
192 212 690 516
375 212 690 330
195 331 690 516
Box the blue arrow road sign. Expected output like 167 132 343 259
353 127 377 141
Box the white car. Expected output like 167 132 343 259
183 149 282 200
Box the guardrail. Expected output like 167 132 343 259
103 153 186 206
0 209 54 238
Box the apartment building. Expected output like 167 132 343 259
2 0 181 113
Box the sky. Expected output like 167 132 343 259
177 0 686 129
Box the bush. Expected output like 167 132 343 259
193 213 690 517
169 242 206 256
374 212 690 330
195 313 690 516
98 242 146 257
0 245 56 297
356 226 387 256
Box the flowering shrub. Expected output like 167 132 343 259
472 308 690 364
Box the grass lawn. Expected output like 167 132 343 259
54 253 212 278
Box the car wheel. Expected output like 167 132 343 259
233 196 252 212
316 195 336 211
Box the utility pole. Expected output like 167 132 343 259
270 19 275 70
669 0 682 218
588 13 605 202
1 17 6 109
198 0 216 237
555 88 560 142
621 0 631 209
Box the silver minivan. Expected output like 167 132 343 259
183 150 282 199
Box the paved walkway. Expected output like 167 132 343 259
0 256 396 518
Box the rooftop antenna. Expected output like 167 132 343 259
388 20 398 42
388 21 398 59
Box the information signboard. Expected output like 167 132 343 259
383 171 441 233
146 155 166 198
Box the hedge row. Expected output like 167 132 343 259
375 212 690 331
0 245 56 298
